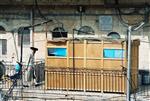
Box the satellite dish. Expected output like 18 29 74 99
107 32 121 39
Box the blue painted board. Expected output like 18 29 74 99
48 48 66 57
103 49 124 58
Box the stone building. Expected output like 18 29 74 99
0 0 149 70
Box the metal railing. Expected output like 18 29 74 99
137 71 150 96
0 61 45 90
45 68 132 93
0 65 150 97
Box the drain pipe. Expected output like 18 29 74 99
127 26 132 101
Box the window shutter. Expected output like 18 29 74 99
2 39 7 55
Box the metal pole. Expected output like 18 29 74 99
20 27 24 100
20 28 23 64
127 26 132 101
0 89 2 101
31 8 34 47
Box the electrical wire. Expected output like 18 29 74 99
114 1 149 99
34 0 65 38
34 0 63 27
35 0 47 21
114 0 146 27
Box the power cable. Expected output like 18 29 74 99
114 0 149 27
35 0 47 21
34 0 65 38
34 0 63 27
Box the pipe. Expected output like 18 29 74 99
31 8 35 47
133 22 145 31
126 21 145 101
127 26 132 101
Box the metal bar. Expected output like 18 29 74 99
0 89 2 101
31 8 35 47
20 27 24 100
127 26 132 101
20 29 23 63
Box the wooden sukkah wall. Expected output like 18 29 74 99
45 38 140 93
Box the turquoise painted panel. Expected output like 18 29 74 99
48 48 66 57
103 49 124 58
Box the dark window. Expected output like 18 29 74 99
78 26 94 35
0 39 7 55
18 27 30 46
52 27 67 39
107 32 120 39
0 26 6 34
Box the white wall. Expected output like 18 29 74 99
132 35 149 70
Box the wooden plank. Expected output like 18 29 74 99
104 43 123 49
45 39 48 89
45 70 48 89
69 43 84 57
86 60 102 69
84 40 87 68
47 58 67 67
123 41 127 70
47 41 66 46
69 59 84 68
45 39 48 66
74 72 84 90
101 40 104 93
83 40 87 91
47 46 66 48
87 43 101 57
103 60 123 70
67 41 69 68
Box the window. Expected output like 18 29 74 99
99 16 113 31
74 26 97 38
0 26 6 34
18 27 30 46
103 49 124 58
47 48 66 57
0 39 7 55
107 32 121 39
78 26 94 35
52 27 67 39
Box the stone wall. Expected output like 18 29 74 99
0 7 149 70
